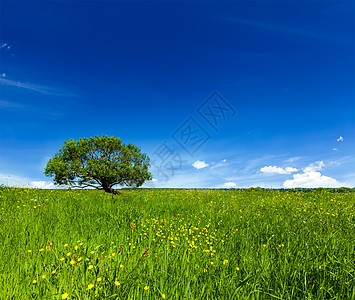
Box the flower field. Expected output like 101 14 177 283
0 187 354 299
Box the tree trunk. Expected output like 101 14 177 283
104 186 121 195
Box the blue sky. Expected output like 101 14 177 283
0 1 354 189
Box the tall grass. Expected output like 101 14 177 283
0 187 354 299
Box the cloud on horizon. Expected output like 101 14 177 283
283 171 342 188
31 181 56 189
0 172 58 189
222 181 237 188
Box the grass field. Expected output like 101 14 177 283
0 186 354 299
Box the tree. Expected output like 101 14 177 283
44 135 152 195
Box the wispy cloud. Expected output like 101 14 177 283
0 77 77 97
222 17 344 43
0 97 65 120
303 161 325 172
284 156 304 163
210 159 228 169
0 99 24 109
337 136 344 142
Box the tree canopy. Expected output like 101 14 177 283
44 135 152 194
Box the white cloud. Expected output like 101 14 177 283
1 73 5 78
222 181 237 188
283 171 342 188
337 136 344 142
192 160 209 169
260 165 298 175
0 42 11 50
303 161 324 172
31 181 56 189
333 148 338 151
283 167 299 173
151 178 158 182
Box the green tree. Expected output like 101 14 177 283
44 135 152 195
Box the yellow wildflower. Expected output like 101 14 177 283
144 286 149 291
61 292 69 299
88 265 94 270
87 283 94 290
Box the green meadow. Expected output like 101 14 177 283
0 186 354 299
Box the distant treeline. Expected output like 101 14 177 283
1 185 353 193
121 187 355 193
